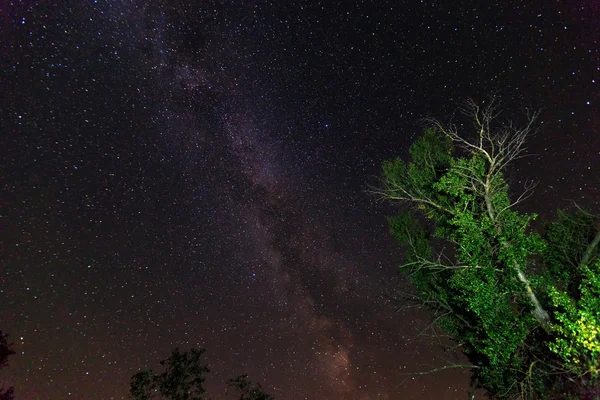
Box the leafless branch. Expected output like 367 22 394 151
397 363 479 377
496 179 538 219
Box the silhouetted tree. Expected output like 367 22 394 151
130 348 274 400
130 348 210 400
0 331 15 400
227 374 274 400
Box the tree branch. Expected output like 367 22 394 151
397 363 479 376
579 226 600 269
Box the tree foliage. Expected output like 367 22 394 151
130 348 273 400
377 98 600 399
227 374 274 400
130 348 210 400
0 331 15 400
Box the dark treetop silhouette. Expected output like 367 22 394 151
130 348 273 400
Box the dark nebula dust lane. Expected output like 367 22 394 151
1 1 598 399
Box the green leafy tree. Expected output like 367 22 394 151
543 209 600 394
130 349 274 400
377 98 600 399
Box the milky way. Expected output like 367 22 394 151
1 1 598 399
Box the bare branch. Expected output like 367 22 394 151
496 179 538 219
580 226 600 269
370 172 452 214
397 363 479 377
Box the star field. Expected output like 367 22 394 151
1 1 598 399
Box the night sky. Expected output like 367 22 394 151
1 1 598 399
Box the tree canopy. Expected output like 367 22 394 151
378 98 600 399
0 331 15 400
130 348 273 400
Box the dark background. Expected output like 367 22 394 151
1 0 598 398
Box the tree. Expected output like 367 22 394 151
227 374 274 400
130 348 210 400
376 98 600 399
130 348 273 400
0 331 15 400
543 208 600 397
